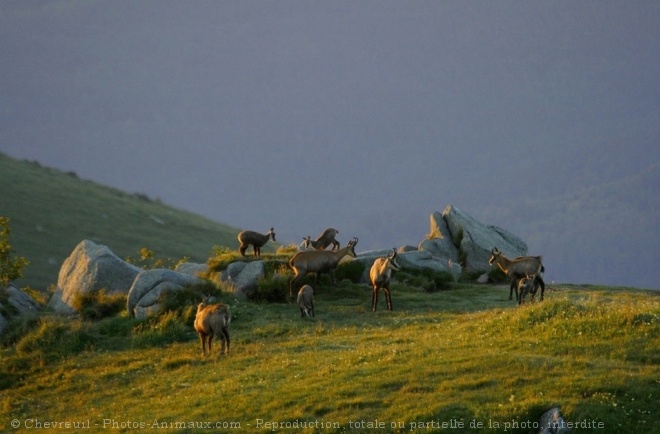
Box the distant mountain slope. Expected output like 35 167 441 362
0 153 247 290
474 163 659 289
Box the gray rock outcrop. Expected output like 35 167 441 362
174 262 208 278
434 205 527 273
1 283 41 335
127 269 205 319
47 240 142 314
223 261 266 300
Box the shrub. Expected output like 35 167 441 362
336 260 366 284
15 317 97 359
487 266 508 283
251 275 289 303
124 247 187 270
72 289 127 320
0 216 29 289
131 310 191 348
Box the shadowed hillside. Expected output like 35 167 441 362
0 153 250 290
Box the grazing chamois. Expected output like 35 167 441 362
194 299 231 355
288 237 359 299
303 227 340 251
369 248 400 312
237 227 276 257
488 247 545 302
297 284 315 318
516 274 538 305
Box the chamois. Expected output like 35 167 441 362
237 227 276 257
369 248 400 312
288 237 359 299
194 299 231 355
488 247 545 302
516 274 538 305
303 227 340 251
297 284 315 318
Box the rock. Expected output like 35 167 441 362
0 311 7 336
5 283 39 314
223 261 248 282
175 262 208 278
47 240 142 314
477 273 490 283
225 261 265 300
419 211 460 262
127 269 205 318
442 205 527 272
538 407 572 433
0 283 40 336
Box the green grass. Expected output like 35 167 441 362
0 152 258 291
1 283 658 433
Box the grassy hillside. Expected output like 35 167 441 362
1 280 658 433
0 152 261 290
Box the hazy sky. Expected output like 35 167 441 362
1 1 658 285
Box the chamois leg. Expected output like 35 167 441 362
289 275 302 301
536 276 545 301
384 287 393 311
372 288 379 312
220 328 230 354
509 279 520 302
199 333 207 355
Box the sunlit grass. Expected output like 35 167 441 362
1 284 658 433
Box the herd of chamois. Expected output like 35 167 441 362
194 227 546 355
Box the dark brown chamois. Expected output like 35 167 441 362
302 227 340 251
288 237 358 300
237 227 276 257
488 247 545 302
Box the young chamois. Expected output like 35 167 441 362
369 248 400 312
303 227 340 251
488 247 545 302
237 227 276 257
288 237 358 300
516 273 539 305
296 284 315 318
194 298 231 355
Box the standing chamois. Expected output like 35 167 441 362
194 298 231 355
302 227 340 251
488 247 545 302
288 237 359 300
369 248 400 312
237 227 276 257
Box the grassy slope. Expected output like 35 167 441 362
0 153 253 290
1 283 658 433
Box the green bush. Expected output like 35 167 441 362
395 268 454 292
72 289 127 320
251 275 289 303
15 317 97 359
335 260 366 284
487 266 509 283
131 310 191 349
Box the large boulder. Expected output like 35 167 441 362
127 269 205 319
47 240 142 314
174 262 208 278
224 261 265 300
1 283 40 336
441 205 527 272
418 211 460 262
